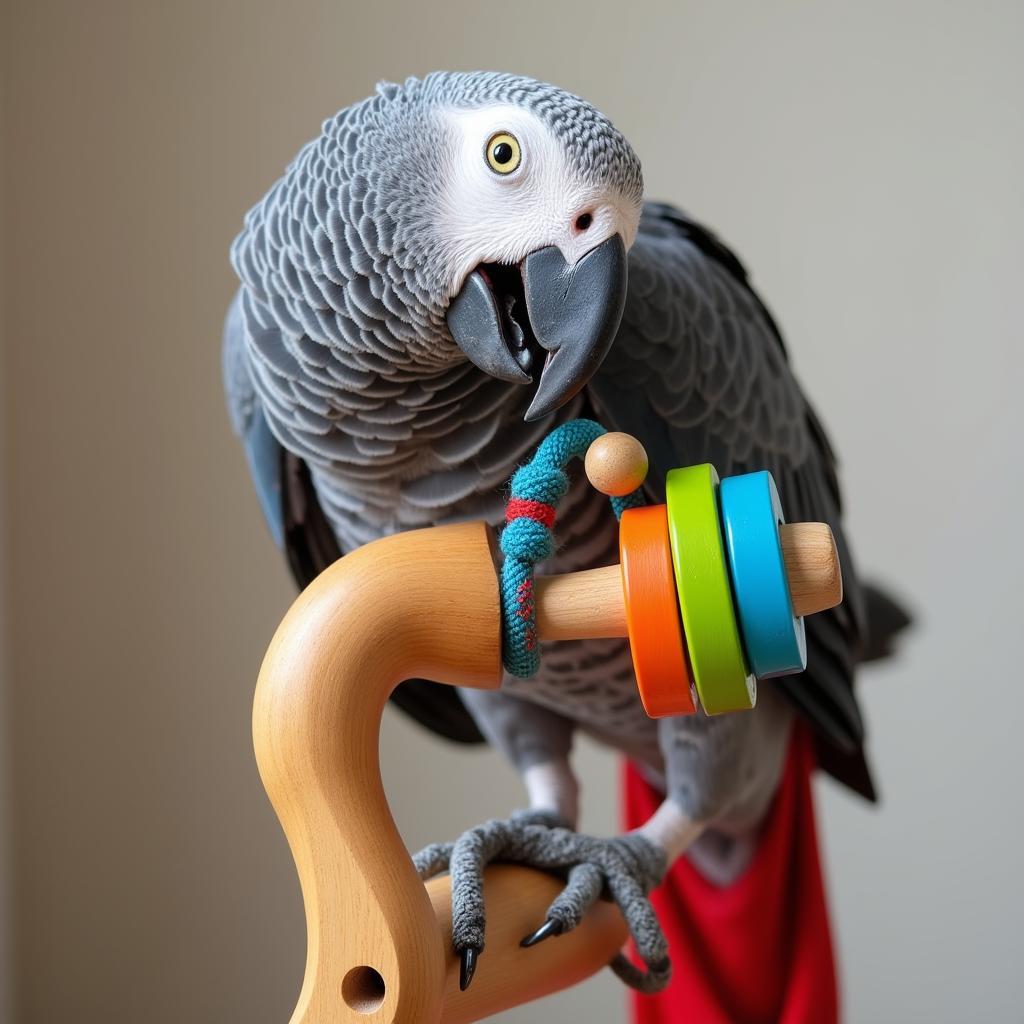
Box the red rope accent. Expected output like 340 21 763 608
505 498 557 529
516 579 537 651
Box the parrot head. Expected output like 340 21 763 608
427 76 643 420
234 72 643 421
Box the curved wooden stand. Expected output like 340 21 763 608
254 518 841 1023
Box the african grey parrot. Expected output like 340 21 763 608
223 71 906 997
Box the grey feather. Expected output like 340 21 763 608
222 291 256 438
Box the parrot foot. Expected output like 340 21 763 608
412 809 671 993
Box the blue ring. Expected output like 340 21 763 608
719 471 807 678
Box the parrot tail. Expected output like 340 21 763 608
623 725 838 1024
860 583 913 663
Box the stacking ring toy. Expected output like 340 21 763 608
719 471 807 678
664 465 756 715
619 505 697 718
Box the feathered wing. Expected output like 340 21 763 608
223 290 286 549
222 288 486 743
588 202 876 800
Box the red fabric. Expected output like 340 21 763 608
623 726 838 1024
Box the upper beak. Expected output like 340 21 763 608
520 233 627 420
445 233 628 421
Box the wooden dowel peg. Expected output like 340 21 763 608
535 564 626 641
535 520 843 643
780 522 843 617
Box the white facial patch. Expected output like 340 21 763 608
435 104 641 297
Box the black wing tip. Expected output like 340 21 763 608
860 583 914 663
812 735 879 804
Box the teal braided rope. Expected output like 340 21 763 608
501 419 646 678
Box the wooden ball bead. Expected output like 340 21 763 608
585 432 649 496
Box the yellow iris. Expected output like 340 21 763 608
485 132 521 174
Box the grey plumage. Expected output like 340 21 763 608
224 70 905 990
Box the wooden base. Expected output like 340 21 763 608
254 523 503 1024
254 522 625 1023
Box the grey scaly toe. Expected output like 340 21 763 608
413 810 671 993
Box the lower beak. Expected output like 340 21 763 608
521 234 628 420
445 234 628 422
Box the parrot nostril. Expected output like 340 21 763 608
574 212 593 232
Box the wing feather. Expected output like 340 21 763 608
589 203 875 799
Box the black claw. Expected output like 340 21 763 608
459 946 480 991
520 918 564 948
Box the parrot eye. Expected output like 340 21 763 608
485 132 522 175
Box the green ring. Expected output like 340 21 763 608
665 465 756 715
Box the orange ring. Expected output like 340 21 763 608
619 505 697 718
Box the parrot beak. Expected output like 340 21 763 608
445 234 628 420
521 233 627 421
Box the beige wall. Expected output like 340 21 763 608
1 2 12 1016
3 1 1022 1021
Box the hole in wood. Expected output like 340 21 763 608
342 965 386 1014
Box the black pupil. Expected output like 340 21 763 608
493 141 514 165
